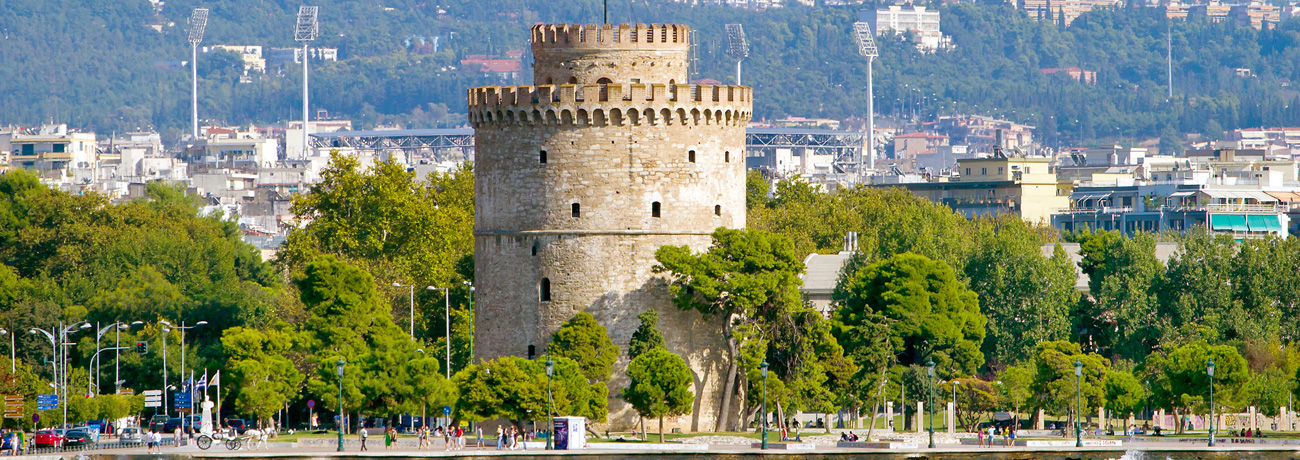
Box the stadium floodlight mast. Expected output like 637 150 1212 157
853 21 878 183
724 23 749 86
188 8 209 140
295 5 320 158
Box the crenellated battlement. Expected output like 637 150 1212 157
531 24 690 50
468 84 751 126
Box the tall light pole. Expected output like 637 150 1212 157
1074 359 1083 447
188 8 208 140
853 21 879 179
0 329 12 373
336 358 345 452
294 5 320 158
31 322 90 429
463 281 474 362
724 24 748 86
92 322 131 395
161 320 207 434
760 361 769 449
1207 359 1216 447
391 283 416 338
426 286 451 378
926 359 935 448
545 357 554 450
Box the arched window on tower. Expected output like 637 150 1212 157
652 201 661 218
540 278 552 302
725 151 731 163
715 205 722 216
688 150 696 163
597 77 612 84
572 203 581 217
539 150 548 164
532 240 539 256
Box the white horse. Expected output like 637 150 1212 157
244 429 269 450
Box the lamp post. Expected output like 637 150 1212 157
761 361 769 449
545 357 554 450
31 322 91 430
1207 359 1216 447
92 322 131 395
391 282 416 338
926 359 936 448
336 358 345 452
1074 359 1083 448
426 286 451 379
161 319 207 435
0 329 12 373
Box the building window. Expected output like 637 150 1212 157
540 278 552 301
1026 167 1031 174
532 241 539 256
981 168 987 175
651 201 661 218
998 167 1004 175
528 344 537 360
714 205 722 216
725 151 730 163
572 203 581 217
965 168 971 176
688 150 696 163
539 150 548 164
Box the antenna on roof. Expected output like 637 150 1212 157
295 5 319 158
188 8 208 140
853 21 878 183
725 24 748 86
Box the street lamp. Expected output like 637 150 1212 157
761 361 769 449
545 357 554 450
160 319 207 435
926 359 936 448
1207 359 1216 447
426 286 451 379
0 329 12 373
391 282 417 338
336 358 345 452
30 321 91 430
91 322 132 395
1074 359 1084 448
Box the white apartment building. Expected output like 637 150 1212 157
862 5 949 53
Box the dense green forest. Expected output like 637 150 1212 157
2 0 1300 146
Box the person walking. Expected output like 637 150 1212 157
477 426 484 448
358 424 369 451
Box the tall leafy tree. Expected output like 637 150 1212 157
221 324 304 427
548 312 619 384
624 347 694 442
1163 342 1248 418
1075 229 1163 359
834 252 986 377
1029 341 1109 424
628 310 665 361
1102 370 1145 421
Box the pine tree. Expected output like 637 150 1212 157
628 309 666 360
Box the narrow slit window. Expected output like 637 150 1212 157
540 278 552 301
540 150 548 164
725 151 730 163
572 203 581 217
652 201 661 218
531 241 539 256
714 205 722 216
688 150 696 163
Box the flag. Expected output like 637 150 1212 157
209 371 220 388
196 370 207 390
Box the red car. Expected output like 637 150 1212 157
33 429 65 448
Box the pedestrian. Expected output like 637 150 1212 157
477 426 484 448
359 425 369 451
496 425 504 450
384 426 393 450
977 426 984 447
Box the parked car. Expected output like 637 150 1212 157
119 427 142 444
70 426 99 443
33 429 65 448
63 430 95 447
186 415 204 432
148 415 169 432
1 432 18 453
162 417 183 432
226 419 248 434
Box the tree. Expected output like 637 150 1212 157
996 365 1034 417
655 228 819 431
628 310 665 361
624 348 694 442
221 324 304 427
1164 342 1248 417
549 312 619 383
453 355 601 426
967 217 1077 368
834 252 986 377
1102 370 1145 422
1029 341 1109 425
1074 230 1163 359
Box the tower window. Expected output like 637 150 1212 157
652 201 661 218
572 203 581 217
531 241 538 256
725 151 730 163
715 205 722 216
688 150 696 163
540 278 552 302
540 150 547 164
528 345 536 360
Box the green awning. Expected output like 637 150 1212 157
1210 214 1249 232
1247 214 1282 232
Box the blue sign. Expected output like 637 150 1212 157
442 406 451 416
35 394 58 410
173 392 193 409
